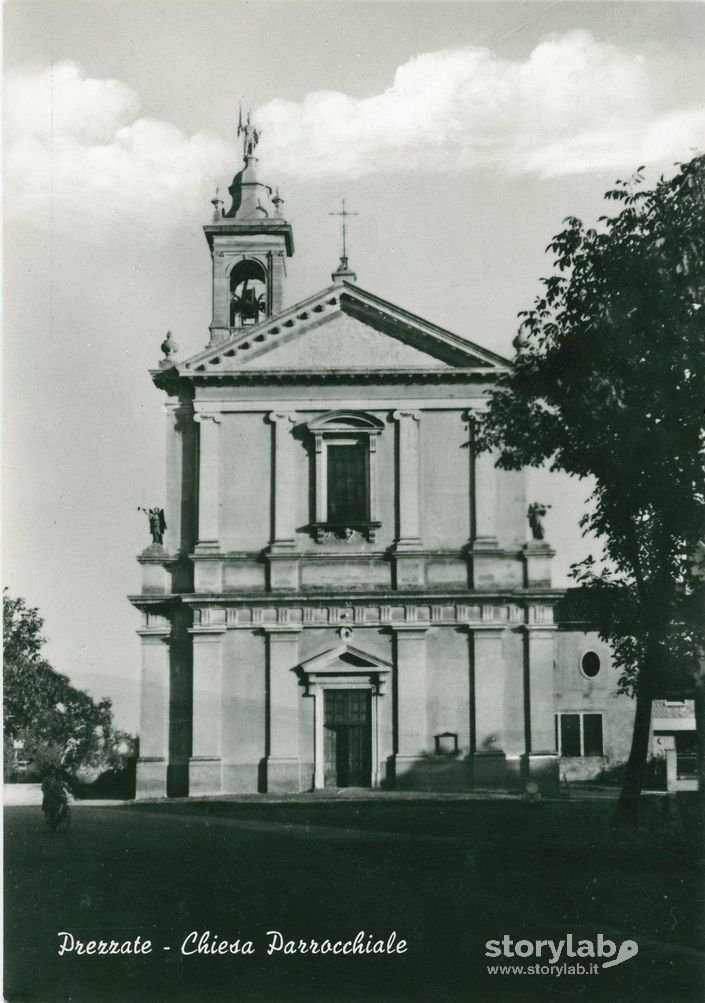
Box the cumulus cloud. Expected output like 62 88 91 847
5 61 233 239
5 35 704 241
255 30 705 179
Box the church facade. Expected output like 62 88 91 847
131 132 638 799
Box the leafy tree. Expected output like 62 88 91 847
476 156 705 825
3 589 117 777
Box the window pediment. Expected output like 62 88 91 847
306 411 384 434
307 411 383 543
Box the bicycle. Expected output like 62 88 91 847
44 798 72 833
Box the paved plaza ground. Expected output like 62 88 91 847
4 796 704 1002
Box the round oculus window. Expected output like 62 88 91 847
581 651 601 678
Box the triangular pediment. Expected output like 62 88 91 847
178 282 509 377
299 642 392 676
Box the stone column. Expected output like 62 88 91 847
392 410 424 588
266 627 303 792
471 626 507 787
267 412 299 590
521 617 559 792
135 619 171 799
393 626 428 787
189 622 225 795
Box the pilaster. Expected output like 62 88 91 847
136 621 171 799
473 447 499 548
469 625 507 787
211 250 229 339
194 412 221 553
521 618 559 793
265 626 303 792
266 411 299 590
462 413 501 589
392 410 424 588
188 622 225 794
164 400 196 556
393 626 428 786
523 542 555 587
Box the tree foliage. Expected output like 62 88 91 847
3 589 116 775
476 156 705 819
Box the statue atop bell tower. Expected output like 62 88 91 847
203 107 294 345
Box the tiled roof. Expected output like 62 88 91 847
554 588 603 625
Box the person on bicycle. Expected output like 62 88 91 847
41 767 69 815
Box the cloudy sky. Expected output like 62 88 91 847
4 1 704 730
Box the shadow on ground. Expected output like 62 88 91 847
5 796 704 1002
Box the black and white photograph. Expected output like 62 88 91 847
3 1 705 1001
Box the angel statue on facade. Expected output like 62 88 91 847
138 507 167 546
528 502 551 542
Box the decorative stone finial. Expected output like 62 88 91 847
159 331 179 368
211 187 224 222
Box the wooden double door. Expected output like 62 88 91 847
323 689 372 787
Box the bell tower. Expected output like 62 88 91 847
204 109 294 346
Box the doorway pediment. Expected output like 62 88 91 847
298 642 391 695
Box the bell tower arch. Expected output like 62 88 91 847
204 109 294 345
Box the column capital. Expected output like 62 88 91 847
136 628 171 640
194 411 221 424
268 410 297 426
392 409 421 422
391 625 429 638
262 625 304 637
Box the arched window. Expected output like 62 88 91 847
307 412 384 543
229 259 267 327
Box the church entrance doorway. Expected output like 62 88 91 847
323 689 372 787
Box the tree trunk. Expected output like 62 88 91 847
614 684 653 828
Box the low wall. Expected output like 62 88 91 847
4 783 42 806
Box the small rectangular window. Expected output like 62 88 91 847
556 712 604 756
327 442 367 523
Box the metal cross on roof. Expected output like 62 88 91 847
328 199 359 261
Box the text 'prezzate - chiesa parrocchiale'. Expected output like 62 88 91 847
130 120 695 799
